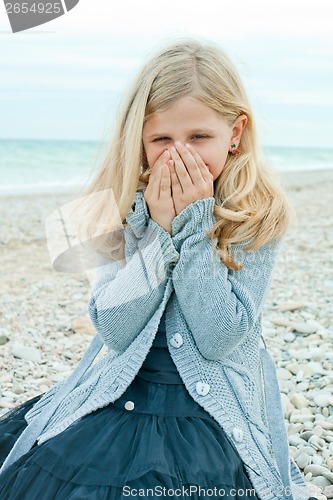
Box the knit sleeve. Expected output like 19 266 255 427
171 196 216 249
170 197 281 361
88 191 179 353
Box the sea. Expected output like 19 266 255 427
1 138 333 196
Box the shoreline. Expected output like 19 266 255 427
0 167 332 201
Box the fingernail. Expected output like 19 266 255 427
175 141 182 148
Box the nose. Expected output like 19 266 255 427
168 140 185 150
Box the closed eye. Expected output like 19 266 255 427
192 134 208 140
153 134 208 142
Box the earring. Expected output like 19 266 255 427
142 151 147 157
230 143 239 154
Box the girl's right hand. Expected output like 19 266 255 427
144 150 176 235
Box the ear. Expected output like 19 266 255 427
230 114 248 144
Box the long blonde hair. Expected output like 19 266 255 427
73 37 295 271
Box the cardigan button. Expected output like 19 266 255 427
124 401 135 411
170 333 183 348
232 427 244 443
195 381 210 396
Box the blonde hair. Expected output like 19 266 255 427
73 37 295 271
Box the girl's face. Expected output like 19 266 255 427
142 95 247 182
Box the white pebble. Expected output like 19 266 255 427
311 475 331 487
289 435 308 446
312 455 324 466
291 393 309 409
304 464 329 477
323 485 333 499
313 393 333 407
11 344 42 363
0 400 16 409
308 435 326 450
296 452 311 469
297 382 310 391
291 321 319 334
284 332 296 342
277 367 292 380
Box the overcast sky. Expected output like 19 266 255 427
0 0 332 148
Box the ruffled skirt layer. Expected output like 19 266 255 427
0 375 259 499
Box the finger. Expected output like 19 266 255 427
150 158 166 200
152 149 170 173
168 159 181 190
160 163 172 198
148 151 169 197
169 147 192 192
174 141 202 183
185 143 213 182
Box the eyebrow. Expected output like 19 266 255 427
147 128 215 139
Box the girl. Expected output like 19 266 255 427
0 38 316 500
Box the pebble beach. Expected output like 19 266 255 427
0 168 332 499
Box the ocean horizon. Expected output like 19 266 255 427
1 138 333 196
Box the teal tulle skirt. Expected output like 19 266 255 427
0 374 260 499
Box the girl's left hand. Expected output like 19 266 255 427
168 141 214 216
